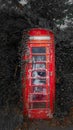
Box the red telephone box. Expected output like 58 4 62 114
22 28 55 119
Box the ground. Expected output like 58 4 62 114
0 106 73 130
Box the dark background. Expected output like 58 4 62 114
0 0 73 128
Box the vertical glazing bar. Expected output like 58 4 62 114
46 46 50 108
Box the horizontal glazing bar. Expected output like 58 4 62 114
30 92 48 95
29 100 48 103
32 53 46 55
28 69 47 72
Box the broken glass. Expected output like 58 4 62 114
32 55 46 62
33 86 46 93
32 63 46 69
32 79 46 85
32 70 46 77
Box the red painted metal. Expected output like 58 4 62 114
22 28 55 119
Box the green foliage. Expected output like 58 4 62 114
0 0 73 28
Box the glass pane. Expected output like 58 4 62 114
31 102 46 108
32 56 46 62
32 47 46 53
32 79 46 85
32 94 46 100
32 70 46 77
33 86 46 93
33 63 46 69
